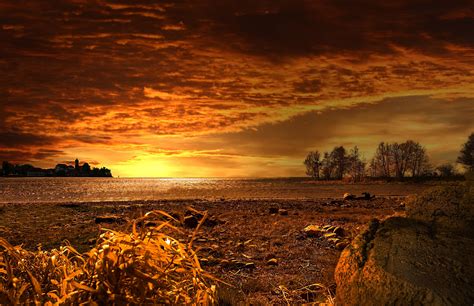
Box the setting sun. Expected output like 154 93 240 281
113 154 178 178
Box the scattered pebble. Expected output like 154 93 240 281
303 225 323 237
269 207 279 214
343 193 356 200
267 258 278 266
183 215 198 228
95 215 125 224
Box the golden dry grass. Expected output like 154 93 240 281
0 210 217 305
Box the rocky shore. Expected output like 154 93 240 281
2 180 470 304
0 194 410 304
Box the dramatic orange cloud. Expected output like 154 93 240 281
1 0 473 176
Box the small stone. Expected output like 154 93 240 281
361 192 375 199
169 212 181 220
267 258 278 266
204 218 219 227
95 215 125 224
433 209 447 216
303 225 323 237
333 226 345 237
222 259 256 270
343 193 356 200
184 209 204 219
144 221 157 227
184 215 198 228
269 207 279 214
265 253 276 260
278 209 289 216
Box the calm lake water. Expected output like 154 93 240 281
0 177 432 204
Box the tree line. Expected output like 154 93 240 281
304 133 473 181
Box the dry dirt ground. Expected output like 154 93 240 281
0 194 412 304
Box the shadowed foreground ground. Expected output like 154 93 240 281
0 194 415 304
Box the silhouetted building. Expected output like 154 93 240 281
66 165 75 176
82 162 91 175
55 164 67 176
27 169 47 177
2 159 112 177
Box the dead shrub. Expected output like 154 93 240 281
0 210 217 305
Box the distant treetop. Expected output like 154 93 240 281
457 133 474 171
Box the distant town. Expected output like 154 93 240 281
0 159 112 177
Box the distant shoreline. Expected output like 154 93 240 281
0 175 464 182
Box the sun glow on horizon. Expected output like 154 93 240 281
112 155 178 178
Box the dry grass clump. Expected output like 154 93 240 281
0 211 216 305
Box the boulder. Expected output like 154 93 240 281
335 182 474 305
406 184 474 235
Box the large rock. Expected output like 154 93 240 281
335 178 474 306
407 184 474 235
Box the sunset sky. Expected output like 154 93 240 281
1 0 473 177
